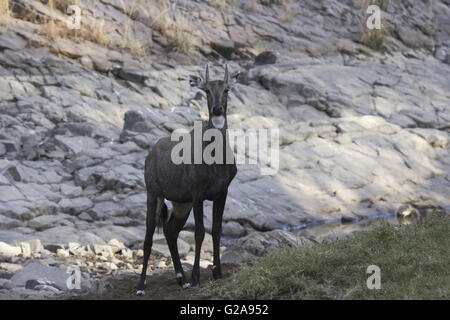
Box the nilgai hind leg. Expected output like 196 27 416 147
163 202 192 288
136 194 164 295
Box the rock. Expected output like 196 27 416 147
118 68 149 83
27 214 71 230
397 205 420 219
220 247 256 264
341 215 357 224
87 201 129 219
10 261 69 291
0 230 29 244
34 226 106 246
44 244 64 254
17 242 31 258
60 183 83 198
0 279 15 290
225 230 298 257
0 185 25 202
68 243 94 258
123 109 157 133
179 231 213 253
54 135 99 155
56 249 70 258
52 122 96 137
91 56 113 73
120 247 133 259
96 261 118 271
25 279 62 294
154 261 167 269
53 38 106 59
222 221 246 238
211 39 235 59
0 242 22 258
78 212 93 221
0 32 27 51
152 236 191 258
397 26 434 48
254 51 277 65
3 165 21 182
0 215 21 230
93 244 114 259
108 239 125 254
80 56 94 69
0 263 24 273
58 198 94 215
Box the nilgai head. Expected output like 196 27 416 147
189 64 240 129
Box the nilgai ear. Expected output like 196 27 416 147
189 75 204 89
229 70 240 89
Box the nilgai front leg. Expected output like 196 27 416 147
191 200 205 286
212 192 227 279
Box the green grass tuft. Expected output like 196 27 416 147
207 215 449 299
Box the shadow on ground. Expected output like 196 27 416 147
69 264 236 300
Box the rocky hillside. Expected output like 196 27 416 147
0 0 449 298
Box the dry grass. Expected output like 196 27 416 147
119 0 147 56
90 19 111 47
281 3 294 23
37 0 83 41
244 0 257 12
121 36 146 56
43 0 79 12
168 12 193 55
355 0 390 11
244 0 291 15
361 27 389 51
210 0 237 12
0 0 11 26
422 0 435 36
145 0 195 56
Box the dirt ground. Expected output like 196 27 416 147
71 264 236 300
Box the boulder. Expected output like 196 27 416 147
10 261 69 292
108 239 126 254
254 51 277 65
222 230 299 262
0 242 22 258
93 244 115 259
211 39 235 59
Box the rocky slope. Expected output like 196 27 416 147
0 0 449 298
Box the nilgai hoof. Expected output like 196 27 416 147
136 290 146 296
182 283 191 289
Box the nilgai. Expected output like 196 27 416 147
137 65 239 295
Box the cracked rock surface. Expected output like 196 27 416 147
0 0 449 298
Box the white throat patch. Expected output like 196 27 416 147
211 116 225 129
